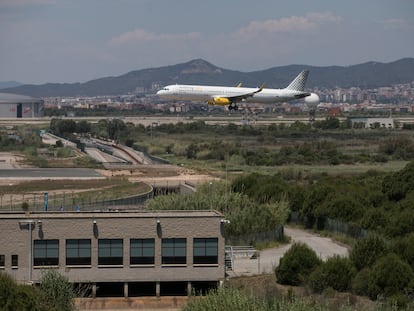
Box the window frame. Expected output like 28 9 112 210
0 254 5 268
130 238 155 265
34 239 59 267
98 239 123 266
193 238 218 265
162 238 186 265
11 254 18 267
66 239 91 266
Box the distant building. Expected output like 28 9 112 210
349 117 394 129
0 93 44 118
0 210 225 297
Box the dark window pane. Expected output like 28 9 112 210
130 239 154 265
162 238 186 265
98 239 123 265
193 238 218 264
11 255 18 266
34 240 59 266
66 239 91 265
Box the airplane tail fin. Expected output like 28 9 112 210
286 70 309 91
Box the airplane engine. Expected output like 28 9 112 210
211 97 231 106
304 92 320 110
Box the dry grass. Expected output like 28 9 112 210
227 274 375 311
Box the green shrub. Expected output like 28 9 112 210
350 235 387 271
183 285 365 311
392 232 414 269
308 255 356 293
367 253 414 300
352 267 370 296
275 242 321 286
0 272 44 311
40 269 75 311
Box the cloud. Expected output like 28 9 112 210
109 29 201 46
381 18 413 30
236 12 342 37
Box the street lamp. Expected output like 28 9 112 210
18 220 34 283
209 182 213 210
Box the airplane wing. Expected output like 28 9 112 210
217 83 265 103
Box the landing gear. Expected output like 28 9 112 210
228 104 239 111
309 109 316 123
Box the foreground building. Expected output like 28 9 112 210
0 93 44 118
0 210 225 297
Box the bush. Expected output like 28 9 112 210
40 269 75 311
275 242 321 286
393 232 414 269
308 255 356 293
0 272 44 311
350 235 387 271
352 267 370 296
367 253 414 300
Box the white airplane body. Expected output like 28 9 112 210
157 70 319 110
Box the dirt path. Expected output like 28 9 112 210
230 226 349 276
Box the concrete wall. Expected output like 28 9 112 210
0 211 225 287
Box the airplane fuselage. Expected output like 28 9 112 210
156 70 319 110
157 84 307 104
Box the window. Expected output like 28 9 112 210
0 255 5 267
98 239 123 265
34 240 59 266
162 238 186 265
11 255 18 267
130 239 154 265
193 238 218 265
66 239 91 265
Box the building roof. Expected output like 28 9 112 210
0 92 42 104
0 210 224 219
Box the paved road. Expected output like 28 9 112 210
230 226 349 276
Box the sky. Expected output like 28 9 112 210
1 0 413 84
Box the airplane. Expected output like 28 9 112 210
156 70 320 111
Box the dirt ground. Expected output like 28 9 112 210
0 152 31 169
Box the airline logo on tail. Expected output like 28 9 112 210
286 70 309 91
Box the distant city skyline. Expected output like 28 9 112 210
1 0 413 84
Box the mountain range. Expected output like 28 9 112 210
0 81 22 90
2 58 414 97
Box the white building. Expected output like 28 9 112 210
0 93 44 118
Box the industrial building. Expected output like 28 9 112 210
0 93 44 118
349 117 394 129
0 210 226 297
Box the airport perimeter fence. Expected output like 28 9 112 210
225 226 285 246
289 211 368 239
0 190 154 212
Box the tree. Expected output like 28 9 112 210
308 255 356 293
50 119 77 137
107 118 126 141
0 272 44 311
275 242 321 286
40 269 75 311
367 253 414 300
382 161 414 201
392 232 414 269
350 235 387 271
75 120 91 135
313 117 340 130
186 143 198 159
